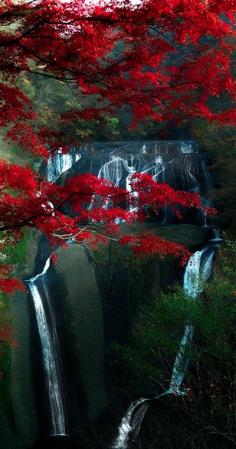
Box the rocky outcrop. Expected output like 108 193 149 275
0 221 210 449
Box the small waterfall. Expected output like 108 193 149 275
111 246 215 449
112 399 149 449
153 156 165 180
210 228 223 242
168 247 215 394
98 156 124 186
125 155 139 213
152 156 168 223
26 258 66 436
81 140 211 226
27 146 82 435
180 141 195 154
187 168 199 192
88 156 125 210
47 148 81 182
91 155 139 211
35 140 217 444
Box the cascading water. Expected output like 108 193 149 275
26 257 66 436
111 399 149 449
90 141 195 186
32 140 218 444
180 141 196 154
91 155 140 211
168 246 215 394
76 140 210 226
154 155 168 223
111 245 216 449
47 148 81 182
211 228 223 242
27 147 74 435
98 156 124 186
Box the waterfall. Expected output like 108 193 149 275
125 155 139 213
33 140 217 443
91 155 139 211
112 399 149 449
26 146 81 435
47 149 81 182
180 141 195 154
211 228 223 242
83 140 210 225
187 168 199 192
111 245 215 449
26 258 66 436
98 156 124 186
168 246 215 394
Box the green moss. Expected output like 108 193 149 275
5 228 31 272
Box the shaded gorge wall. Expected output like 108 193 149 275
0 141 217 449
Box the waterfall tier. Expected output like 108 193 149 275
111 244 216 449
47 148 81 182
26 258 66 436
59 141 210 195
54 140 214 226
26 140 218 445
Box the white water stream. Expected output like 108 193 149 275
47 149 81 182
26 148 82 435
27 257 66 435
111 245 215 449
30 141 217 442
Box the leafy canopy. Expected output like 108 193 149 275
0 0 234 295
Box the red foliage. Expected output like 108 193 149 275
0 163 206 278
0 278 24 294
0 0 234 152
0 0 234 346
51 253 58 265
119 234 190 267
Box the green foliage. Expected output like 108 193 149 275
5 228 30 269
18 73 169 143
113 281 235 384
0 229 31 382
111 241 236 447
113 240 236 379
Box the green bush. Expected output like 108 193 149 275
111 240 236 448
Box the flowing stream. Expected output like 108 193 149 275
26 149 80 436
26 258 66 436
27 141 218 441
111 245 215 449
47 148 80 182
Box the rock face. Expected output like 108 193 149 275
88 224 209 344
52 244 108 429
0 141 215 449
2 221 207 448
150 224 210 250
0 231 40 449
58 140 213 225
38 223 208 434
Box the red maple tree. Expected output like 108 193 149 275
0 0 234 303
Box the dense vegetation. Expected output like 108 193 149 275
111 240 236 448
0 1 235 448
